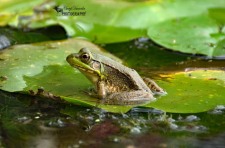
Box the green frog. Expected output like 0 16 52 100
66 48 166 105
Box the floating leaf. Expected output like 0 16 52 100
208 8 225 25
0 39 225 113
147 14 225 57
0 38 120 92
147 70 225 113
1 0 225 56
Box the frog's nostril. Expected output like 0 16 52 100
66 54 73 61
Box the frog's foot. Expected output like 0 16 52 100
142 77 167 95
101 90 155 105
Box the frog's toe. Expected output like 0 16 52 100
153 90 167 96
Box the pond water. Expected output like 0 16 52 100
1 91 225 147
1 38 225 147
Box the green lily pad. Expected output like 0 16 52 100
0 39 97 92
1 0 225 56
23 64 137 113
0 39 132 113
147 70 225 113
208 8 225 25
147 14 225 57
0 39 225 113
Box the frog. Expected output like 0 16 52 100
66 48 166 105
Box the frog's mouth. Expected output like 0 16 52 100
66 54 100 75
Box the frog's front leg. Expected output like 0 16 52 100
96 80 107 99
104 90 155 105
142 77 167 95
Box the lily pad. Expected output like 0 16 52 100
0 39 133 113
147 14 225 57
0 39 225 113
147 70 225 113
1 0 225 56
23 64 133 113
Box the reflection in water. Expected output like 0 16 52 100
28 127 57 148
1 97 225 148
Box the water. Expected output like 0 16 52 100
0 90 225 147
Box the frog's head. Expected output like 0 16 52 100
66 48 106 83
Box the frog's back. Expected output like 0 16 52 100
93 53 151 93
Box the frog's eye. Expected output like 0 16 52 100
82 53 89 59
80 53 90 63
